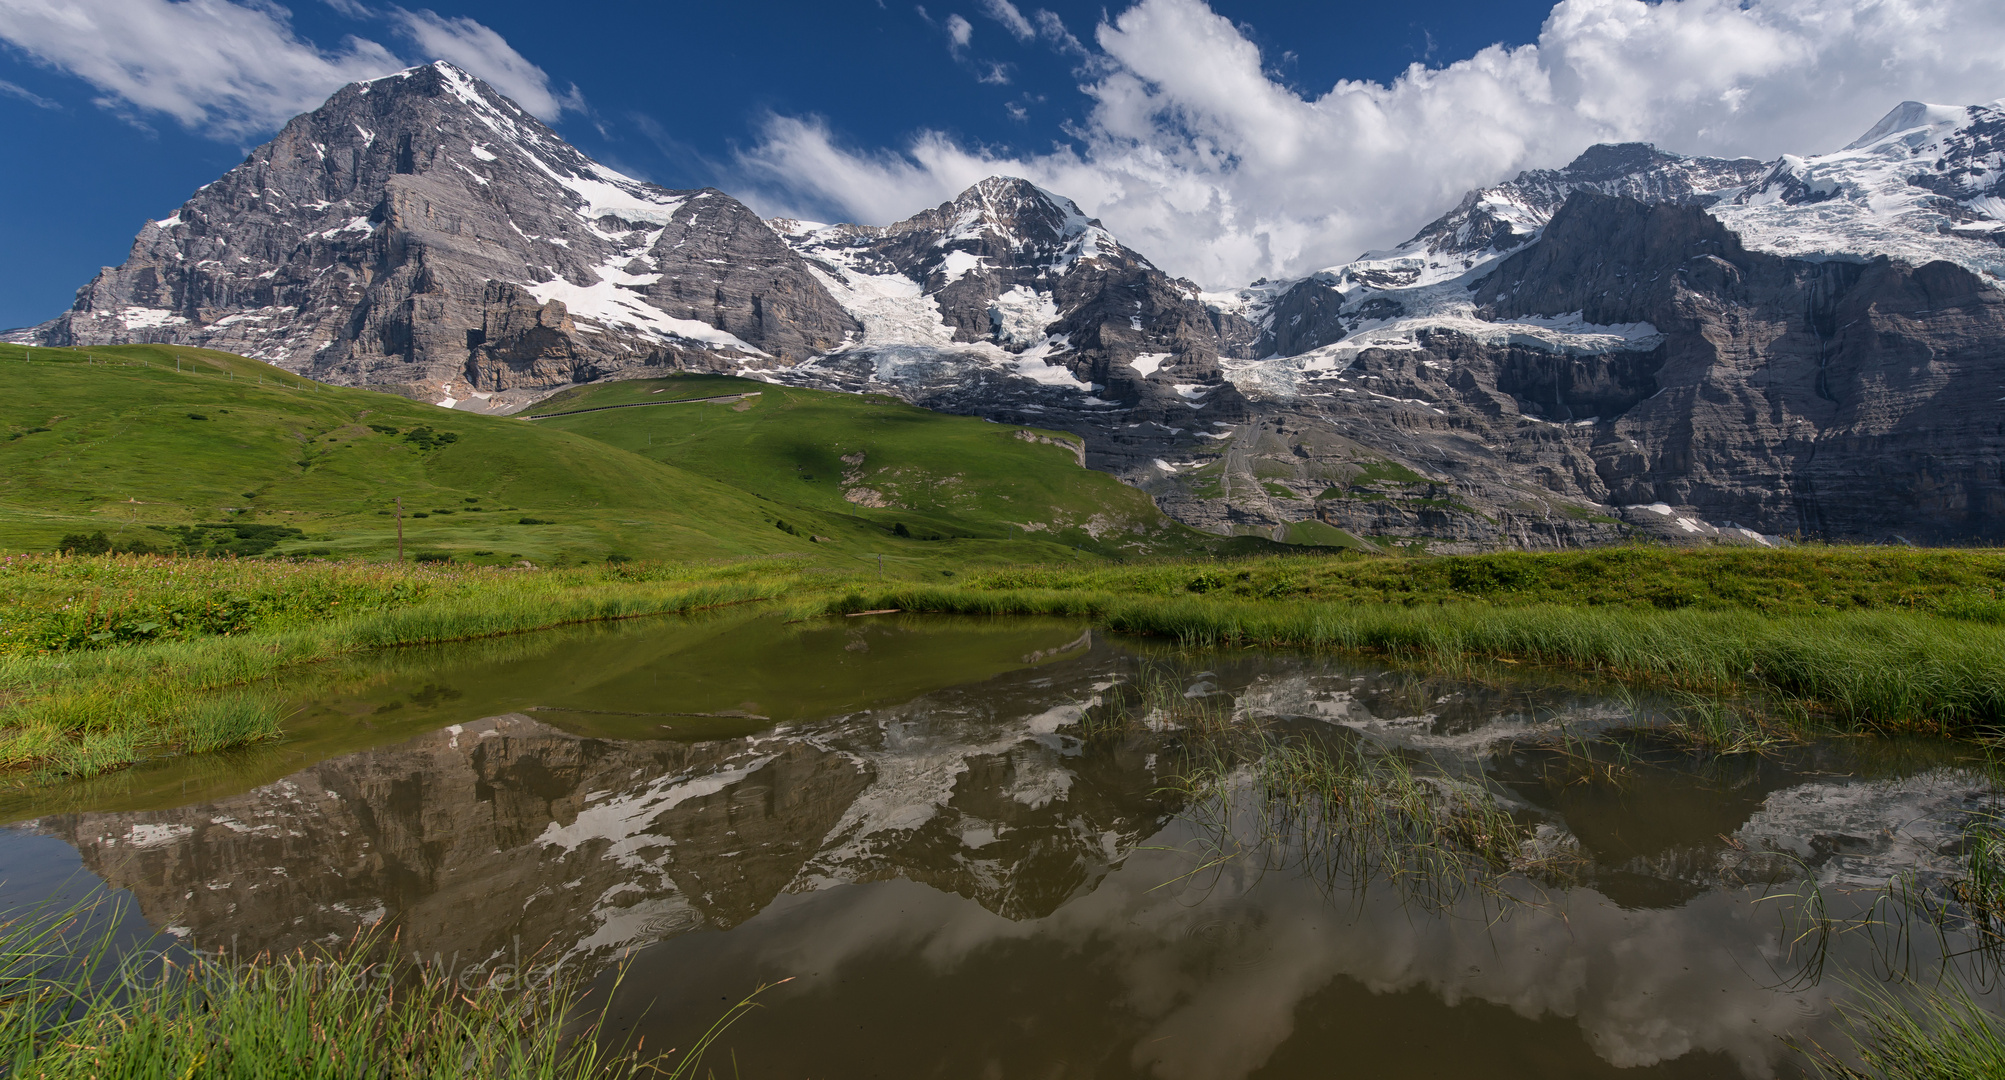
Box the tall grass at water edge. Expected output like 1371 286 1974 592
0 556 807 776
949 549 2005 620
0 897 767 1079
9 547 2005 777
0 554 463 658
817 584 2005 735
1799 976 2005 1080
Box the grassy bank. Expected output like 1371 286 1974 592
4 545 2004 779
950 547 2005 618
0 554 811 777
812 581 2005 734
0 899 760 1078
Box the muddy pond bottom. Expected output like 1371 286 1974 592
2 611 1995 1078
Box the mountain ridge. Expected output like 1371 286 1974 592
13 68 2005 548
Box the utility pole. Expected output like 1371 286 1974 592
395 497 405 562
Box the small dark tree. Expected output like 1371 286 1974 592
893 522 912 538
58 531 112 555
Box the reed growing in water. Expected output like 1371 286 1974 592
1093 665 1574 912
1800 975 2005 1079
0 896 767 1079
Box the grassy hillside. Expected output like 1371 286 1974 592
0 343 837 564
521 373 1224 562
0 346 1237 568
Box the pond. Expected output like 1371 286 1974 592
2 611 1997 1078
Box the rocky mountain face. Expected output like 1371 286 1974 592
19 62 856 409
1208 193 2005 546
1238 143 1771 358
766 178 1259 479
1177 100 2005 547
14 70 2005 547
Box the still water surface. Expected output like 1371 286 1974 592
1 611 1994 1078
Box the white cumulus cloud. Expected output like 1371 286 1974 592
0 0 578 139
735 0 2005 289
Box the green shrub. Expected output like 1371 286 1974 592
57 532 111 555
401 426 460 451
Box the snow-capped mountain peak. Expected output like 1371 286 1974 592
764 176 1244 427
1220 141 1768 357
1842 100 1972 151
1716 97 2005 281
940 176 1101 247
776 175 1163 349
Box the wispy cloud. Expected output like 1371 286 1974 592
0 0 579 138
0 0 400 138
389 8 582 119
1031 8 1087 56
0 77 58 109
737 0 2005 289
980 0 1034 41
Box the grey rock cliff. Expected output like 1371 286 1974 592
20 62 855 409
1164 191 2005 548
1477 192 2005 540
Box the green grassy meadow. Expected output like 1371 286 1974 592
0 344 819 565
526 373 1219 558
4 343 2005 777
0 347 1233 572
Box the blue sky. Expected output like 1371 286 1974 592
3 0 2003 329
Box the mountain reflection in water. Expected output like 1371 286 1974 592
10 614 1996 1079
